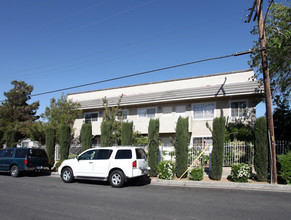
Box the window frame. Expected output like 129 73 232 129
84 112 99 124
229 100 248 119
192 102 216 120
137 107 157 119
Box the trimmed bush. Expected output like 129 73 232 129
175 117 189 178
157 161 175 180
231 163 250 183
254 117 268 181
277 152 291 184
121 122 133 145
45 127 56 167
59 124 71 161
101 120 113 147
148 119 159 177
211 117 225 180
81 123 92 151
189 167 204 181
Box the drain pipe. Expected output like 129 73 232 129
268 130 273 184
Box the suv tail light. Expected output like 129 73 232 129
24 158 28 165
132 160 137 168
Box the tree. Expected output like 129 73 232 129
59 125 71 161
81 123 92 151
41 93 82 131
45 127 56 167
174 117 190 178
101 121 113 147
254 117 268 182
0 81 39 145
225 122 254 143
28 121 46 145
273 98 291 141
148 119 160 177
102 95 124 145
209 117 226 181
121 122 133 145
249 2 291 107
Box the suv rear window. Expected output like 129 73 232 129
135 148 147 159
28 149 47 158
115 150 132 159
15 149 28 158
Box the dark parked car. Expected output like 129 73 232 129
0 148 49 177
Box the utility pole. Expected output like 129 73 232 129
248 0 277 184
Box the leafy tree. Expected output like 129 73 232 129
59 124 71 161
121 122 133 145
174 117 190 178
45 127 56 167
148 119 160 177
0 81 39 145
225 122 254 143
254 117 269 182
209 117 226 180
102 95 124 145
81 123 92 151
249 2 291 107
28 121 46 145
41 93 82 131
273 98 291 140
132 131 148 146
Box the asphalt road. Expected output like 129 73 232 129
0 173 290 220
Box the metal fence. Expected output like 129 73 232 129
51 140 290 166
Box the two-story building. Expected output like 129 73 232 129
68 69 262 150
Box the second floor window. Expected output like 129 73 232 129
138 107 156 118
193 103 215 119
231 101 248 118
84 112 98 124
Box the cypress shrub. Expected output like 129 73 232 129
59 124 71 161
121 122 133 145
148 119 160 177
175 117 189 178
81 123 92 151
101 120 113 147
45 127 56 167
254 117 268 181
211 117 225 180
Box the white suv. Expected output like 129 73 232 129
58 146 150 188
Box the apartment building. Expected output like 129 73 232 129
68 69 262 148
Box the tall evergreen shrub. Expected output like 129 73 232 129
254 117 268 181
45 127 56 167
81 123 92 151
121 122 133 145
101 120 113 147
175 117 189 178
148 119 160 177
59 124 71 161
211 117 225 180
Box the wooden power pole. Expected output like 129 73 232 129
248 0 277 184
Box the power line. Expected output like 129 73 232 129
27 49 253 97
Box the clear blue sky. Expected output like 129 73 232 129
0 0 277 117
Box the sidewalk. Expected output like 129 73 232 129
50 171 291 193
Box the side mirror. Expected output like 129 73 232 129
76 155 80 161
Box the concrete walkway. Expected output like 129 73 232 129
51 171 291 193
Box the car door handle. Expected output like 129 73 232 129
89 162 93 164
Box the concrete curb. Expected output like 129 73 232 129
50 172 291 192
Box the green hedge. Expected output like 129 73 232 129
59 124 71 161
277 152 291 184
189 167 204 181
45 127 56 167
148 119 159 177
121 122 133 145
81 123 92 151
211 117 225 180
101 120 113 147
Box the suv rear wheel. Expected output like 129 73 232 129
10 165 20 177
61 167 74 183
109 170 125 188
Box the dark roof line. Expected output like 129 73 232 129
68 69 253 96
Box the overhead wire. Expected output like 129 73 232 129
23 49 253 97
